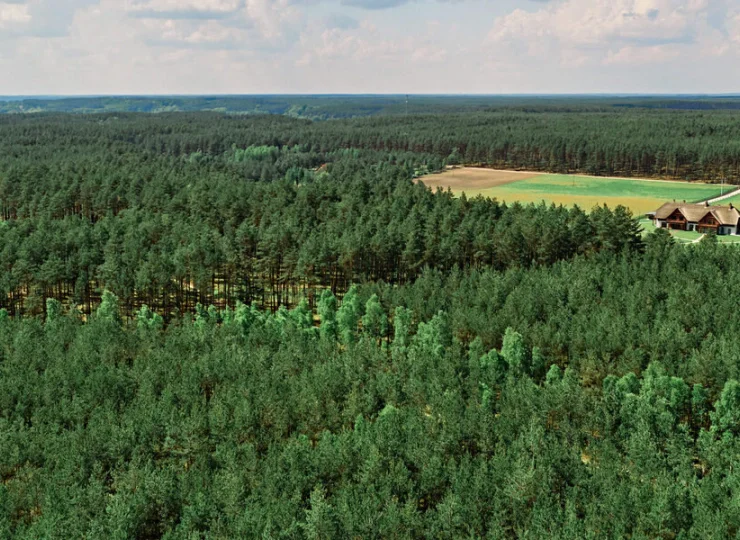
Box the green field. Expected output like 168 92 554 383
639 219 701 243
641 219 740 244
669 229 703 243
716 192 740 207
422 169 723 215
476 175 721 214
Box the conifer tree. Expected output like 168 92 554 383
362 294 388 341
97 290 121 323
290 297 314 330
501 327 528 376
318 290 338 341
136 305 163 331
45 298 63 324
392 306 413 351
711 379 740 435
337 285 361 345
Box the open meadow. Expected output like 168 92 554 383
420 167 723 215
716 191 740 207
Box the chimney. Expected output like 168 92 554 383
705 201 710 207
731 203 735 210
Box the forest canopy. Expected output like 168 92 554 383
1 106 740 537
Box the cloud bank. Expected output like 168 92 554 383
0 0 737 94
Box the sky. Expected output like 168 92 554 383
0 0 738 94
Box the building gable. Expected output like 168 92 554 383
699 212 719 226
667 208 687 222
652 202 740 235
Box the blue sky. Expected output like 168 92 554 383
0 0 738 94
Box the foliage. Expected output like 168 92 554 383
0 294 738 537
2 106 740 537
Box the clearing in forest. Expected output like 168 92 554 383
420 167 723 215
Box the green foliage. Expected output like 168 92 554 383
229 144 280 163
337 285 361 346
302 487 336 539
231 300 258 332
545 364 563 386
502 327 528 376
413 310 451 357
96 290 120 323
392 306 412 350
362 294 388 340
691 384 709 429
45 298 63 323
645 226 675 252
445 147 462 166
2 104 740 538
0 304 736 538
711 379 740 436
1 110 723 320
480 349 507 386
318 290 338 341
290 297 314 330
136 304 163 331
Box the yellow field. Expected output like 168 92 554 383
493 193 673 215
419 167 722 215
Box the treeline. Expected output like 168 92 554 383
337 113 740 181
0 177 640 317
3 111 740 185
4 94 740 116
1 266 740 537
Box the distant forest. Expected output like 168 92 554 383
3 94 740 117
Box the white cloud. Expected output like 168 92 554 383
0 0 99 38
0 3 31 27
296 19 449 67
604 44 680 65
0 0 738 94
128 0 245 18
729 10 740 43
487 0 740 71
126 0 300 51
490 0 699 47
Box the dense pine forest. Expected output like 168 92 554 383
2 103 740 537
1 110 737 316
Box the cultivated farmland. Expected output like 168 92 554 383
421 167 723 214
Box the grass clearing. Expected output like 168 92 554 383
669 229 703 243
420 168 723 215
641 219 740 244
717 235 740 243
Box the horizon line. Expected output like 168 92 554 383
2 93 740 98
